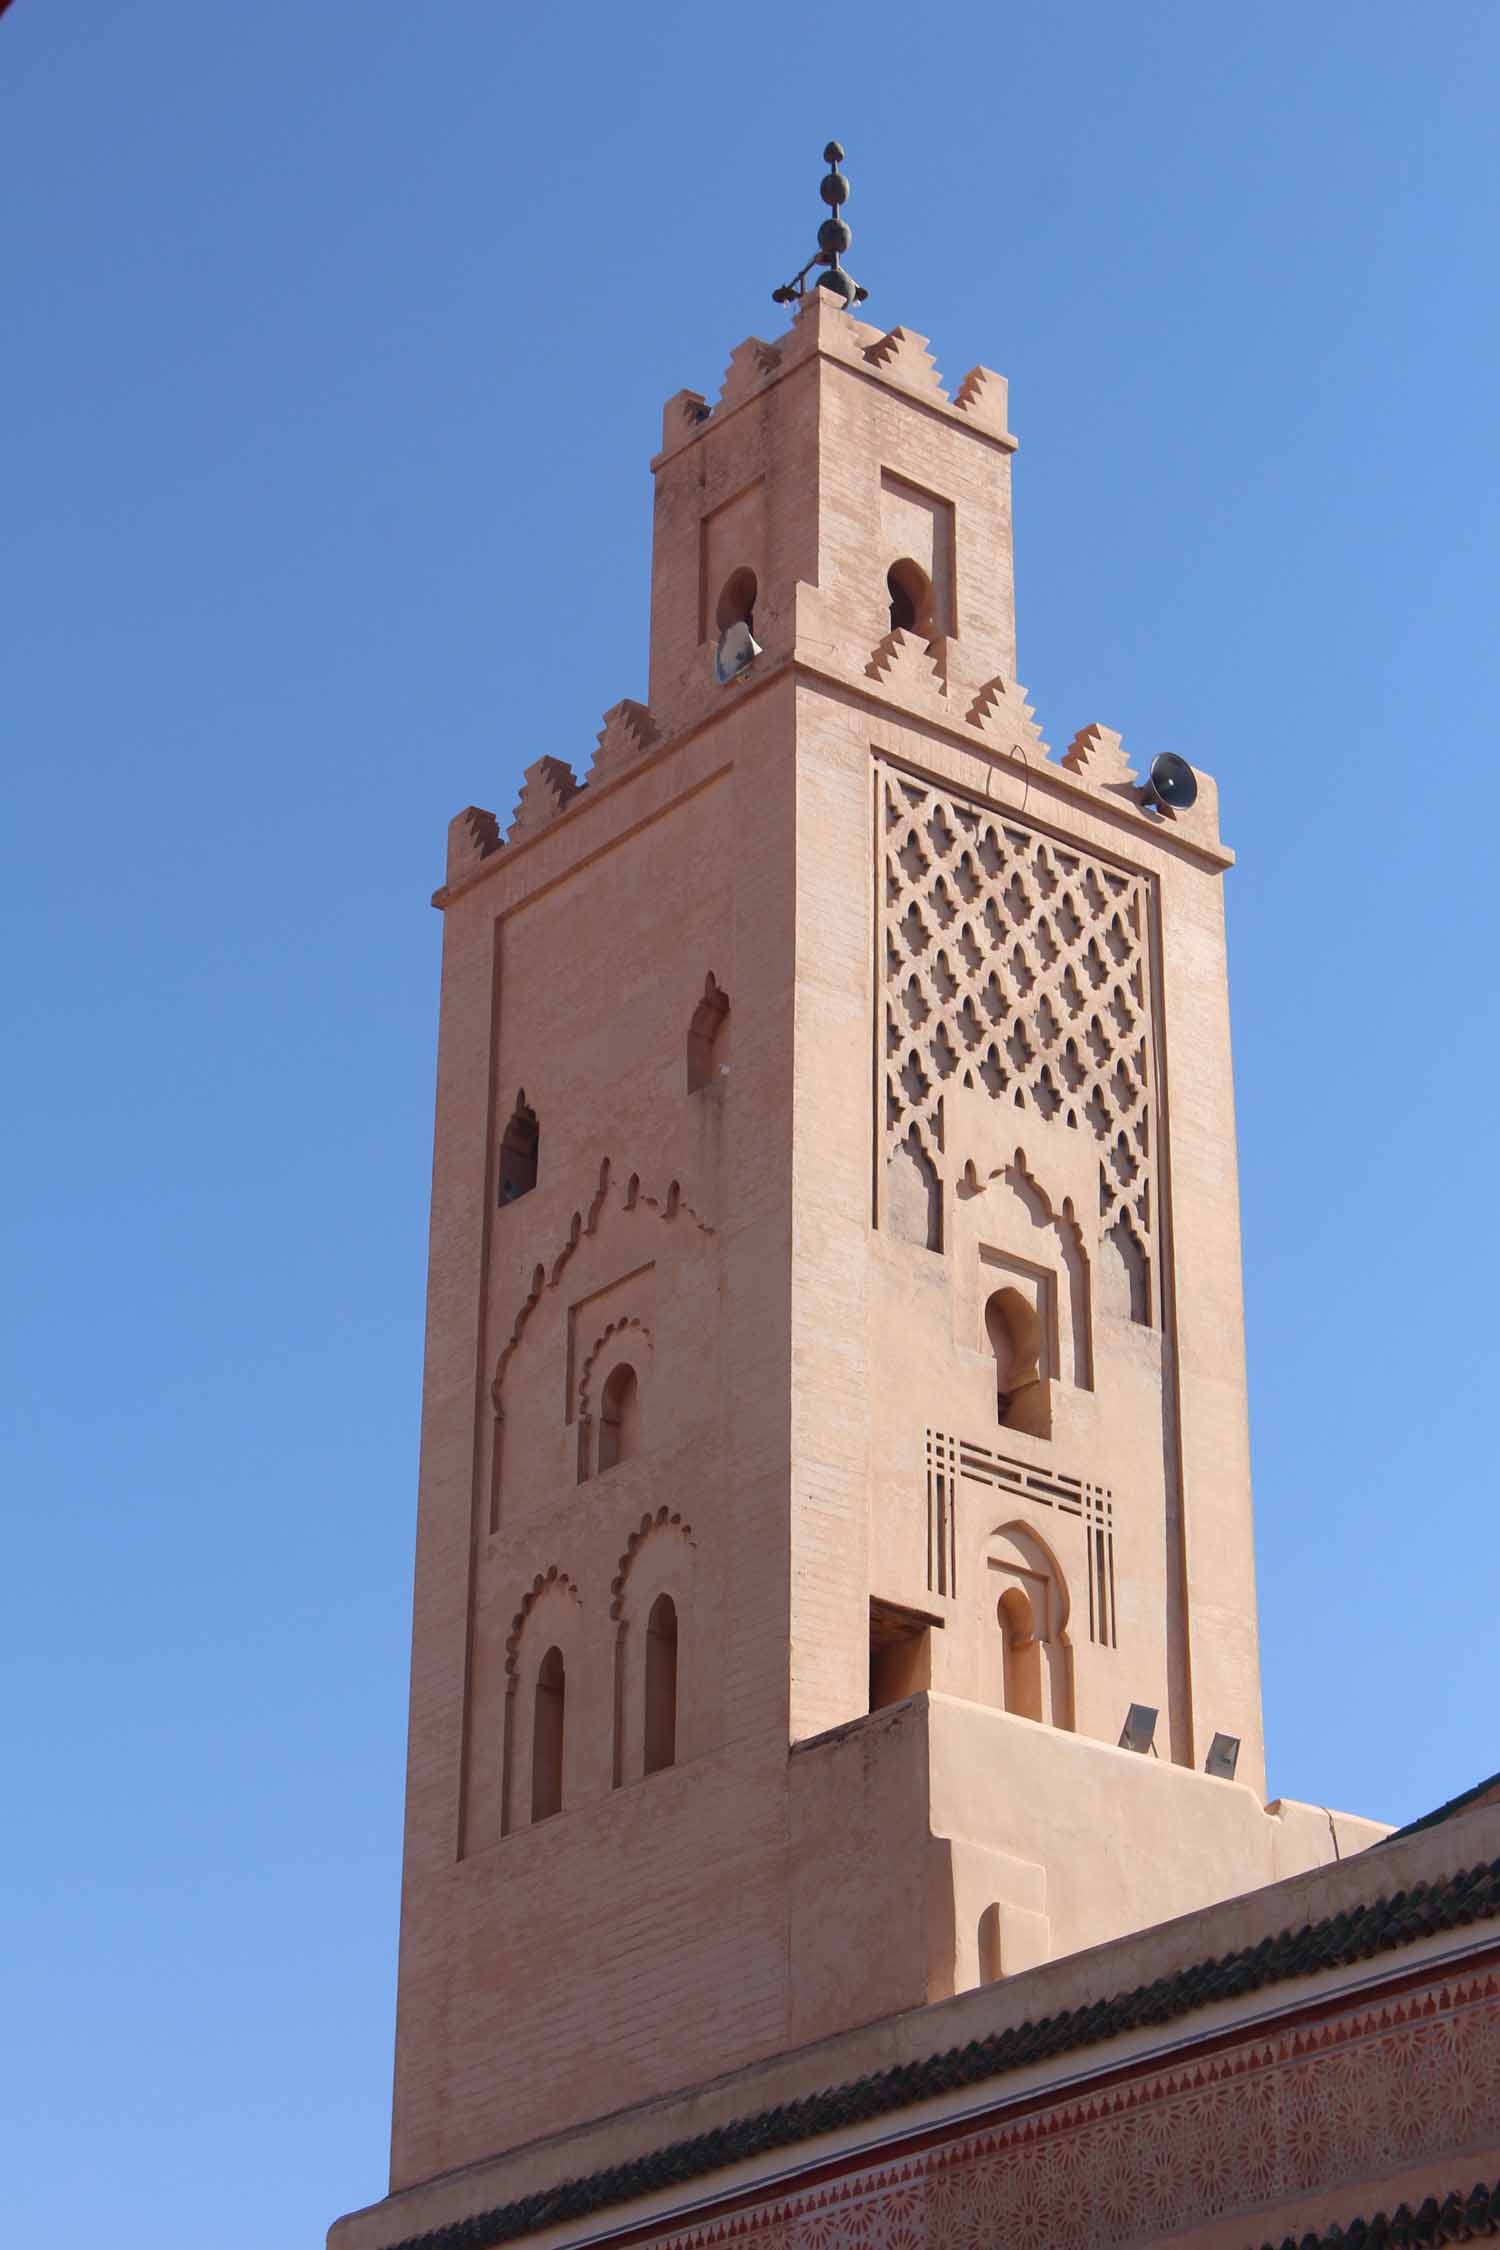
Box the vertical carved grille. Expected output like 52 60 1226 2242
925 1428 958 1597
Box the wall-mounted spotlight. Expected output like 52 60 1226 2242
1119 1702 1158 1755
1205 1732 1241 1780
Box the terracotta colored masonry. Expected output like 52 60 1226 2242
346 284 1384 2216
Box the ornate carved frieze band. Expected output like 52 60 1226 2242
642 1963 1500 2250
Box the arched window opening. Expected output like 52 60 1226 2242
984 1286 1049 1438
986 1522 1075 1733
530 1645 565 1822
715 566 758 638
498 1094 539 1205
687 973 731 1092
643 1593 678 1775
998 1586 1043 1722
887 557 934 637
597 1362 640 1472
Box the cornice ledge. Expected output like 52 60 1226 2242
790 652 1235 873
431 649 1233 913
432 658 794 910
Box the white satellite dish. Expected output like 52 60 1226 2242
714 619 762 685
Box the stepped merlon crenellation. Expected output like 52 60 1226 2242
659 290 1015 462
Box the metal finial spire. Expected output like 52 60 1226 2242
772 141 869 309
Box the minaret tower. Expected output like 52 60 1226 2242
377 153 1359 2198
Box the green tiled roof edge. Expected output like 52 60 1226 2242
375 1855 1500 2250
1260 2175 1500 2246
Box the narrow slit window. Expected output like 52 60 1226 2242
597 1363 639 1471
643 1593 678 1775
499 1094 539 1205
686 974 730 1092
530 1646 565 1822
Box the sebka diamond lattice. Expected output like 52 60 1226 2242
880 768 1154 1251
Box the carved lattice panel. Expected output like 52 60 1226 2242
880 769 1154 1250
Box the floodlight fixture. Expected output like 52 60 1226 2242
1205 1731 1241 1781
1119 1702 1158 1755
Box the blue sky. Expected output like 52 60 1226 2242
3 5 1496 2245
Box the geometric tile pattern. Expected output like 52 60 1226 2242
655 1968 1500 2250
879 766 1154 1251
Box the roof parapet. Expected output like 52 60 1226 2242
507 755 582 846
657 288 1015 463
587 698 659 790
